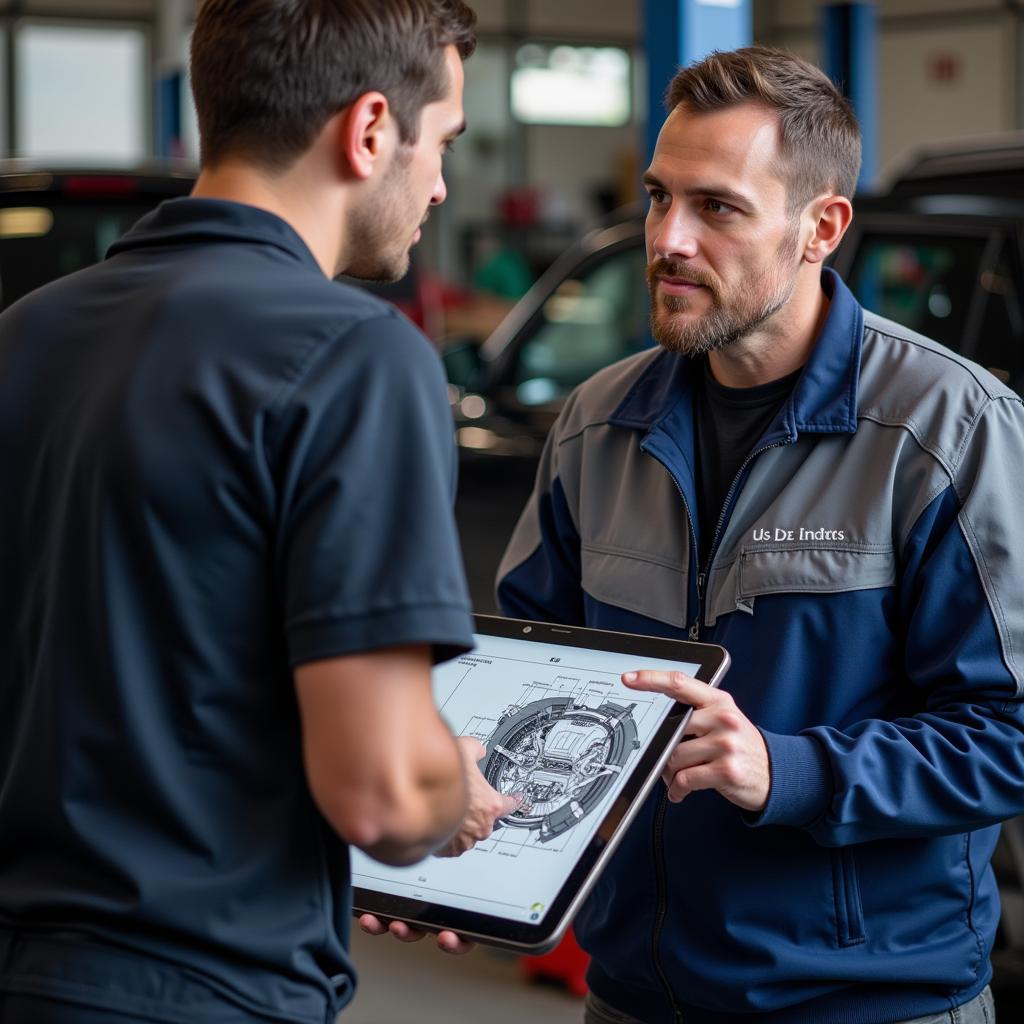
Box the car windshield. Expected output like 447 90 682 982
0 199 159 308
846 233 988 351
513 245 650 405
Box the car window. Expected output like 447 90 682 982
512 244 649 405
846 233 988 353
0 200 160 308
972 245 1024 393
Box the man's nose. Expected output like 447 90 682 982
650 208 699 260
430 170 447 206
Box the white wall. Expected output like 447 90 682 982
757 0 1020 182
440 0 644 283
878 16 1014 181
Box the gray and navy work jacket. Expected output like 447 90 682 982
497 269 1024 1024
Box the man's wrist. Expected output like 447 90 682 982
745 731 832 829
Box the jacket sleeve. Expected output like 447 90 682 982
496 412 586 627
755 395 1024 845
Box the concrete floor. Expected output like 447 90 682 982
342 926 584 1024
342 924 1024 1022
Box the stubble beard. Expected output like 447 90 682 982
647 222 802 357
343 147 422 284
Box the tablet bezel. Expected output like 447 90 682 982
351 613 730 954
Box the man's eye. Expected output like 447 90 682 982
705 199 733 215
648 189 668 205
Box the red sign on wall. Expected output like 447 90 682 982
927 53 962 84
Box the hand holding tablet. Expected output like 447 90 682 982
352 615 730 954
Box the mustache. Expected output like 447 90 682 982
646 259 717 291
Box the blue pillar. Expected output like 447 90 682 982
821 3 877 190
154 0 190 159
155 71 183 158
644 0 752 163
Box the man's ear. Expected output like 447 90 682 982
338 91 392 182
802 194 853 265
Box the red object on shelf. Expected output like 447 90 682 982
500 187 540 227
520 926 590 997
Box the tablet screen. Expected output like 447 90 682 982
350 631 700 926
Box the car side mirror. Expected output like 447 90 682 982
442 339 484 390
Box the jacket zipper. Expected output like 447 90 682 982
638 440 693 1021
697 439 789 623
651 792 683 1024
637 434 789 1021
640 440 702 639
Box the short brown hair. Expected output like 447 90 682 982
665 45 861 209
191 0 477 172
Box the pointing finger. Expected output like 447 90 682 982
458 736 487 762
497 792 524 817
622 670 717 707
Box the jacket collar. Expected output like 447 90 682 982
609 268 863 440
106 197 322 272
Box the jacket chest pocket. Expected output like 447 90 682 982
580 543 689 628
737 544 896 602
702 544 897 624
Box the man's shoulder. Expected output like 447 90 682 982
860 310 1016 401
0 250 438 407
858 308 1021 465
553 347 665 443
212 253 402 333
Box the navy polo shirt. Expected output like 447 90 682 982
0 199 474 1022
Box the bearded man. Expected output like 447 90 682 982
496 46 1024 1024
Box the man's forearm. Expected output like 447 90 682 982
358 732 469 866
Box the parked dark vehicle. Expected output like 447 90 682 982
0 164 195 309
0 163 441 332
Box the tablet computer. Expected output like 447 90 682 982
350 613 730 954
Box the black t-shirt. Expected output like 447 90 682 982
0 199 474 1023
696 359 802 566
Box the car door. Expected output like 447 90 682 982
832 209 1024 393
454 219 648 612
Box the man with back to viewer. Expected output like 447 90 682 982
0 2 517 1022
492 47 1024 1022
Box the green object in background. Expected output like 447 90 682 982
472 247 534 300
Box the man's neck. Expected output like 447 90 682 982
707 270 830 389
192 160 343 278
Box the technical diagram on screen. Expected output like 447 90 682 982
352 614 730 953
484 694 638 844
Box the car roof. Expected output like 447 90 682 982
0 161 196 198
882 133 1024 199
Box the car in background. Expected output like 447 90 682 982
444 135 1024 1001
0 163 445 335
445 210 650 607
0 163 195 309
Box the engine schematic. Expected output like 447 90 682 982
483 697 640 842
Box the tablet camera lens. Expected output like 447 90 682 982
523 626 532 633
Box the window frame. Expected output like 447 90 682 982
832 210 1013 365
482 217 647 393
5 13 153 161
